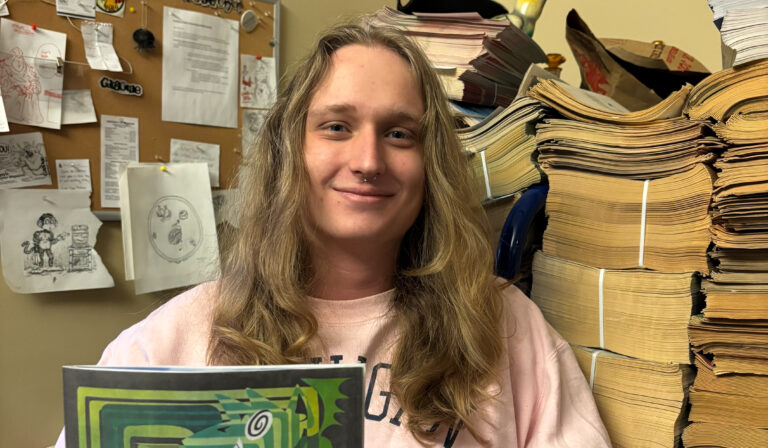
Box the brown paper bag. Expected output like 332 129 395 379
601 38 710 98
565 9 662 111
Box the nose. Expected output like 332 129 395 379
349 125 386 180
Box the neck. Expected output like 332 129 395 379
308 238 399 300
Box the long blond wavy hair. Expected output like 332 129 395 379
208 19 505 442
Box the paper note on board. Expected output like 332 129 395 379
162 7 238 128
100 115 139 208
0 18 67 129
56 159 92 192
0 189 114 293
169 138 220 187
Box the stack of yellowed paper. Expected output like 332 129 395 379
689 315 768 375
524 80 719 446
684 58 768 122
713 111 768 145
531 251 695 364
528 79 691 124
572 346 694 448
536 118 723 179
543 164 713 272
684 68 768 445
458 97 547 201
683 353 768 447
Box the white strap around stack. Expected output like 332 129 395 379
638 179 650 268
589 349 604 390
480 151 492 200
598 268 605 349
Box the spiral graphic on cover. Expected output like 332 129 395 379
245 410 273 440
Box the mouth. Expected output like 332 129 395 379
334 187 394 203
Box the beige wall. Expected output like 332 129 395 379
0 1 723 447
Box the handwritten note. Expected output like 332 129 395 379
169 139 220 187
56 159 92 192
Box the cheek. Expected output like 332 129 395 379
399 155 426 198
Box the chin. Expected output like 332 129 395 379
324 221 403 245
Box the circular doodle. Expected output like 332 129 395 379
245 410 273 440
147 196 203 263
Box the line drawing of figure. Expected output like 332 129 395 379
17 141 48 177
0 47 44 124
21 213 69 270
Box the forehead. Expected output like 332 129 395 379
308 44 425 116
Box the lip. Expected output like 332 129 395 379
334 187 394 203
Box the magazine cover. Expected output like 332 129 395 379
63 364 365 448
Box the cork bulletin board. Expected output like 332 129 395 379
3 0 279 219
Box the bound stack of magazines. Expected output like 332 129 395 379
527 80 715 447
683 56 768 447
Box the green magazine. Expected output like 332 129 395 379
62 364 365 448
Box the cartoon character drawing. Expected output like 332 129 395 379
0 47 44 123
21 213 69 269
16 142 48 176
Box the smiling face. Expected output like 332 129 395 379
303 44 426 249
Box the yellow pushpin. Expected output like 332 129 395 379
129 7 135 13
161 166 167 172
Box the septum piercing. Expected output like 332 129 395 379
361 174 378 183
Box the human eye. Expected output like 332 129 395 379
386 128 417 146
388 129 409 139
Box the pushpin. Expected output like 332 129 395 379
31 23 38 31
161 166 167 172
256 55 262 60
129 7 135 12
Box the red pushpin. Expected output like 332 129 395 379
256 55 262 60
31 23 38 31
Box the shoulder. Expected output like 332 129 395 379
98 281 217 366
496 279 611 447
497 279 567 359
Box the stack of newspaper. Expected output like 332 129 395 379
542 164 712 272
572 346 694 448
684 58 768 121
527 80 715 446
458 97 548 201
532 252 696 365
536 118 723 179
683 354 768 447
683 56 768 447
707 0 768 67
371 7 547 107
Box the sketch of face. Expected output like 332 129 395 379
10 47 25 72
43 221 56 231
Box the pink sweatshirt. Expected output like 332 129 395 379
56 282 610 447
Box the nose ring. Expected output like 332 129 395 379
361 174 378 183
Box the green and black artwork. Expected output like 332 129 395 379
63 365 365 448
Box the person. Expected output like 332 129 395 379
56 20 610 447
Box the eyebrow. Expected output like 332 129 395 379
307 103 423 127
